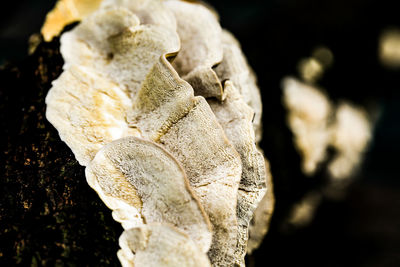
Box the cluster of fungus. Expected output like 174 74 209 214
281 48 375 227
43 0 273 266
282 77 373 180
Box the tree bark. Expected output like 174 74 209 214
0 36 122 266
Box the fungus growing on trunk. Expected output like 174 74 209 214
44 0 273 266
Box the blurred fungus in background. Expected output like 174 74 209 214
379 28 400 69
281 46 377 229
1 0 400 266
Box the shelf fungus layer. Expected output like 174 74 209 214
44 0 273 266
208 81 268 266
86 136 212 252
165 0 224 100
118 224 212 267
132 56 242 267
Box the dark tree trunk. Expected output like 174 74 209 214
0 36 122 266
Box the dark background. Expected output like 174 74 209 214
1 0 399 266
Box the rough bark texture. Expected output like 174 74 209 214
0 36 122 266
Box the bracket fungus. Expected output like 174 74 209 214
214 30 263 142
282 77 374 179
282 77 332 175
86 136 212 252
165 0 224 100
44 0 273 266
247 161 274 254
282 75 375 227
118 224 212 267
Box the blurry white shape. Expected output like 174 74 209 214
312 46 334 68
282 77 332 175
379 28 400 68
298 46 334 83
287 192 321 227
282 77 374 181
328 102 373 179
298 58 323 83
